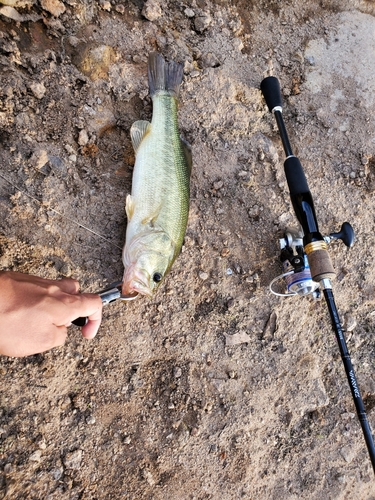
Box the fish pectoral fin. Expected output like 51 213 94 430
125 194 135 220
181 136 192 176
130 120 151 153
141 205 163 227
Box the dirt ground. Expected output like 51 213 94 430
1 0 375 498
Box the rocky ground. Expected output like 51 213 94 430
1 0 375 498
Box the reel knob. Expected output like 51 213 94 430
329 222 355 248
290 255 304 272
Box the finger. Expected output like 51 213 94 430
55 278 80 295
82 297 103 339
81 295 103 339
54 293 102 327
63 293 102 334
81 317 102 340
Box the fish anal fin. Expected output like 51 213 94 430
130 120 151 153
125 194 135 221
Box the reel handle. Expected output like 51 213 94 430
330 222 355 248
260 76 283 112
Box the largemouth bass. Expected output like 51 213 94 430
122 53 192 297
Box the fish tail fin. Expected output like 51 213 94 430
148 52 184 98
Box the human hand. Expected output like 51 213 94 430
0 271 103 357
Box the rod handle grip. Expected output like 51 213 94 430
260 76 283 112
284 156 309 195
308 249 336 282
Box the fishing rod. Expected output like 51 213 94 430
260 76 375 473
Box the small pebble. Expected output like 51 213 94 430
340 446 356 463
194 13 211 32
142 0 162 21
199 271 209 280
49 155 65 171
38 440 47 450
63 449 83 470
29 450 42 462
184 8 195 17
142 468 156 486
29 82 46 99
100 0 111 11
4 463 12 474
78 129 89 146
40 0 66 17
50 467 63 480
68 36 80 47
60 262 72 277
305 55 315 65
173 367 182 378
86 415 96 425
30 149 49 170
345 315 357 332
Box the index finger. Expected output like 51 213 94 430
57 278 81 295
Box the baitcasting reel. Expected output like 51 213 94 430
270 222 355 297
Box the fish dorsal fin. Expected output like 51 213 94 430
125 194 135 221
130 120 151 153
181 137 192 176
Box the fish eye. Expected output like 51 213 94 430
153 272 163 283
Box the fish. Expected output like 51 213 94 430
122 52 192 297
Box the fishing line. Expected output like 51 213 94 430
261 76 375 473
0 172 122 250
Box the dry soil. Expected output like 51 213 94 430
1 1 375 499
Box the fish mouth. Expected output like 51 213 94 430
122 266 153 298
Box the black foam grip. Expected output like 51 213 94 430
284 156 309 195
260 76 283 112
